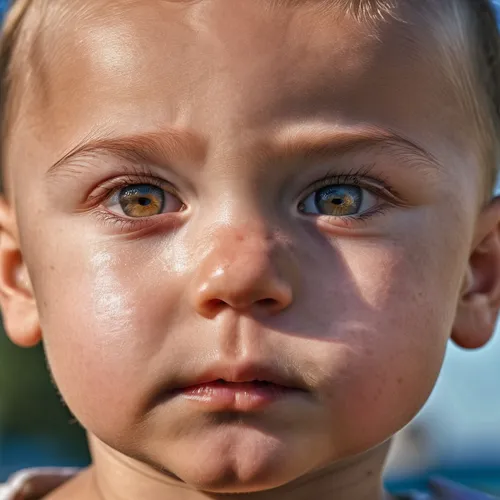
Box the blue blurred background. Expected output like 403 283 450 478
0 0 500 498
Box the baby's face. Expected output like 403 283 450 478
3 0 495 493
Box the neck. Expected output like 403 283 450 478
84 434 395 500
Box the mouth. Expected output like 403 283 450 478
180 365 309 392
173 379 306 412
179 378 292 391
164 364 309 412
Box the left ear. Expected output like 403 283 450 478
452 197 500 349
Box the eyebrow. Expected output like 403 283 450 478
46 129 207 178
46 124 441 179
265 124 442 171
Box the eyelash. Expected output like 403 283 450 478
88 165 175 203
87 165 184 231
299 164 399 226
89 164 397 232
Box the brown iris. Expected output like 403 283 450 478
119 185 165 217
314 185 362 216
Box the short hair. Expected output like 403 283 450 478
0 0 499 195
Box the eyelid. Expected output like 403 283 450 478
84 174 187 232
298 171 399 207
87 173 182 206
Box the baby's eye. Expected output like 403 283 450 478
105 184 184 218
299 184 377 217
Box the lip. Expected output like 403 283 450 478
179 361 309 392
175 380 304 412
161 361 309 412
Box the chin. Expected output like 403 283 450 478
149 429 313 493
171 461 299 494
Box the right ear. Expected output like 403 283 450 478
0 196 41 347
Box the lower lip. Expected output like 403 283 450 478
175 381 300 411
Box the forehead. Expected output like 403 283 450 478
14 0 477 182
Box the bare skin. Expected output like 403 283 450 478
1 1 500 499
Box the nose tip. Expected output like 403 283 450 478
191 248 294 319
196 270 293 317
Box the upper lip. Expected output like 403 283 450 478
175 361 308 392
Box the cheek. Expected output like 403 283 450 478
303 220 468 454
31 242 185 433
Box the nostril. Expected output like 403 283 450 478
206 298 226 311
204 297 278 315
258 298 278 308
210 299 225 307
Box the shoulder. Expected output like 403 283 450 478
0 468 79 500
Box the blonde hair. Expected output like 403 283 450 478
0 0 33 187
0 0 500 194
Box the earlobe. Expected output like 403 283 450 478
451 198 500 349
0 196 41 347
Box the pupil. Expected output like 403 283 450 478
314 185 362 216
119 184 166 218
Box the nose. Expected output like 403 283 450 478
190 227 295 318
